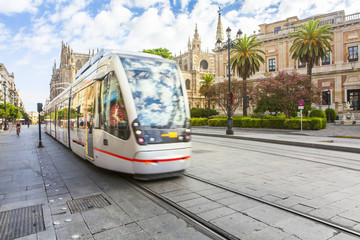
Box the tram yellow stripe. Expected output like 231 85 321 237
161 132 178 138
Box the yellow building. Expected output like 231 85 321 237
214 10 360 118
28 111 39 124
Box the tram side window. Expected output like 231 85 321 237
101 72 130 140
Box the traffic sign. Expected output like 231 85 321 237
298 99 304 106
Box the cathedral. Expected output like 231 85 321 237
174 25 216 109
49 42 95 101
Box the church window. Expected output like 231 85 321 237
200 60 208 70
184 60 188 70
185 79 191 90
76 59 83 70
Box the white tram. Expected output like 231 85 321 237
44 50 191 179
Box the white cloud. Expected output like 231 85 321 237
0 0 41 15
2 0 360 112
50 0 91 23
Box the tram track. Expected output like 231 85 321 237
182 173 360 239
128 177 239 240
128 136 360 239
130 172 360 239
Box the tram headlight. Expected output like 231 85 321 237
132 119 147 145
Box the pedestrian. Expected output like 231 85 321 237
8 122 12 132
28 121 30 128
16 120 21 136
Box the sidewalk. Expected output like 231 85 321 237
0 126 212 240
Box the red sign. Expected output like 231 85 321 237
298 99 304 106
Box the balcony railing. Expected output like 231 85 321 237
345 13 360 21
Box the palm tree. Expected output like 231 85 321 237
199 74 215 117
230 35 265 116
289 19 333 80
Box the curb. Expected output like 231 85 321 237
192 132 360 154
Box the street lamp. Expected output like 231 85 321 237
226 27 234 135
236 29 243 40
327 90 331 123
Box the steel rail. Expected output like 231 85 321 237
128 178 240 240
184 173 360 238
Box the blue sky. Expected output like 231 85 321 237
1 0 360 112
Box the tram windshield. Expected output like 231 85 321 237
121 57 186 129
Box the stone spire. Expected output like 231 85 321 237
192 24 201 51
216 7 224 42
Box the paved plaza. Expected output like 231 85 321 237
0 124 359 239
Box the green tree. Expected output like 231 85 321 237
20 110 30 122
256 71 320 118
142 48 174 59
0 103 22 121
230 35 265 116
289 19 333 81
199 74 215 117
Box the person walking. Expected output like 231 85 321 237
16 120 21 136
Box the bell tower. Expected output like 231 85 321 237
192 24 201 51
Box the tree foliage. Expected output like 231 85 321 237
199 74 216 113
0 103 22 120
289 19 333 78
142 48 174 59
255 71 320 118
230 35 265 116
199 74 215 98
211 80 243 116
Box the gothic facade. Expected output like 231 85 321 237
174 26 216 109
50 42 94 100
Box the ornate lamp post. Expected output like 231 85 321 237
327 90 331 123
226 27 234 135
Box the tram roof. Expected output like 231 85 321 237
75 49 170 80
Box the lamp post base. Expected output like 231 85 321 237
226 129 234 135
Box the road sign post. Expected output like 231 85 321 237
298 100 304 132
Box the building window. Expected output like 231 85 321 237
298 59 306 68
348 89 360 110
185 79 190 90
347 46 358 62
274 26 281 33
200 60 208 70
269 58 276 72
321 91 331 105
322 51 331 65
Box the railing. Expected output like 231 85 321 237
345 13 360 21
